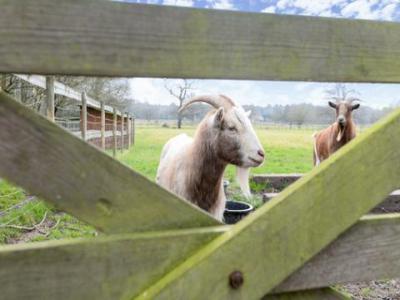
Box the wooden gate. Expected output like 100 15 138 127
1 1 400 299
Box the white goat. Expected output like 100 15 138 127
156 95 265 221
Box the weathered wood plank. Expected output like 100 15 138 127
2 1 400 82
100 101 105 150
113 108 117 158
253 174 302 190
274 214 400 292
371 190 400 213
138 107 400 299
263 190 400 213
1 215 399 299
45 76 55 121
0 91 218 233
128 115 132 148
121 112 125 152
265 288 351 300
0 226 228 300
81 92 87 141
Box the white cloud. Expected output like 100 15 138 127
162 0 194 7
205 0 236 10
340 0 399 21
258 0 399 21
130 78 177 104
380 3 398 19
261 6 276 13
274 0 347 15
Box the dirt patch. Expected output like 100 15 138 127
7 217 58 244
341 280 400 300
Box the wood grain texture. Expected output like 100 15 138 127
274 214 400 293
81 92 87 140
101 101 105 150
45 76 55 121
0 91 218 233
128 115 132 148
253 174 302 190
0 226 228 300
121 112 125 151
264 190 400 212
265 288 350 300
0 215 398 299
2 1 400 82
113 108 117 157
138 107 400 299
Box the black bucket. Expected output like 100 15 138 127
224 200 253 224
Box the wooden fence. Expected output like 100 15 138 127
1 1 400 299
12 74 135 155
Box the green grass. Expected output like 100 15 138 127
0 126 314 244
120 126 314 181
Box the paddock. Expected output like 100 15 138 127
1 1 400 299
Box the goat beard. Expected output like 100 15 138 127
336 124 344 142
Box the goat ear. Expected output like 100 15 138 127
245 110 252 118
328 101 337 109
214 107 225 125
351 103 360 110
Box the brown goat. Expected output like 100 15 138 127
313 100 360 166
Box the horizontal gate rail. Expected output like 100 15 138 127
137 107 400 299
0 91 218 233
0 0 400 82
0 214 398 299
0 226 228 300
274 213 400 293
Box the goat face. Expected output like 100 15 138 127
213 106 265 168
328 100 360 141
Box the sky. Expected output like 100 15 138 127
125 0 400 108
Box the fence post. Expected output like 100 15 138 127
81 92 87 141
127 114 131 149
120 111 124 152
0 74 6 90
113 108 117 158
132 117 135 146
45 76 55 122
100 101 105 150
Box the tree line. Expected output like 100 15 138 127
131 100 394 127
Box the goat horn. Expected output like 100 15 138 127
179 95 235 114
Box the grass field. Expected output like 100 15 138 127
0 126 314 244
119 126 314 180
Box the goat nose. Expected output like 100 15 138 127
257 150 265 158
338 117 345 124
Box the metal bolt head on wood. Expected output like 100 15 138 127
229 270 244 289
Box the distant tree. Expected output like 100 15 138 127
286 104 310 128
56 76 132 111
164 79 196 129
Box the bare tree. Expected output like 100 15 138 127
56 76 132 111
164 79 196 128
325 83 360 102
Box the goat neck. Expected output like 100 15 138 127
186 118 227 212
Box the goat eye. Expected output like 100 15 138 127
228 126 237 131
